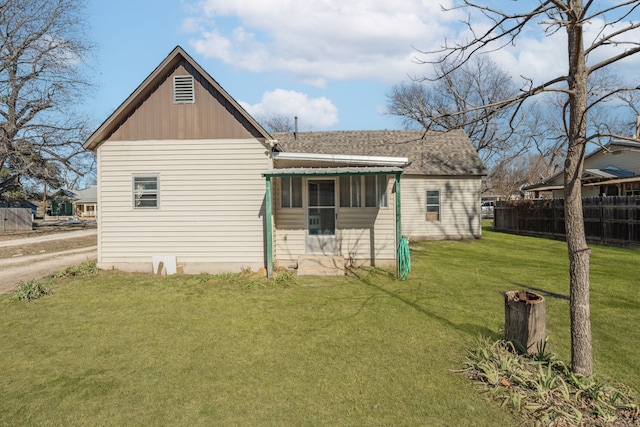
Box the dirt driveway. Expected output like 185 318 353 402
0 228 97 295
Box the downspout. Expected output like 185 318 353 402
265 176 274 278
395 172 402 278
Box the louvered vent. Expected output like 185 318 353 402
173 75 195 104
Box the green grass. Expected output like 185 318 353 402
1 225 638 426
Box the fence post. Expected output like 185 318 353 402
599 195 604 244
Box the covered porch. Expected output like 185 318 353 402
262 166 405 278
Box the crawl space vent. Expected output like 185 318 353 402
173 75 195 104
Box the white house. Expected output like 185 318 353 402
84 46 486 277
525 140 640 198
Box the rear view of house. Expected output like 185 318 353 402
85 46 486 276
84 47 272 274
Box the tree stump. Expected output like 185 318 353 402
504 291 546 354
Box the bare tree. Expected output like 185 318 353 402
419 1 640 375
387 56 531 167
0 0 93 196
489 153 558 199
256 114 295 133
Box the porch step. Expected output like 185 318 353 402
297 255 345 276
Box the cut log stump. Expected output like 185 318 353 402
504 291 546 354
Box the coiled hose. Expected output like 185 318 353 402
397 237 411 280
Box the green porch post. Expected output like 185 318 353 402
265 176 274 278
395 172 402 278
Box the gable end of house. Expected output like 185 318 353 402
84 46 272 150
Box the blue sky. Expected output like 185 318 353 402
85 0 640 133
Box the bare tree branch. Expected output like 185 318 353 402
0 0 93 198
411 0 640 377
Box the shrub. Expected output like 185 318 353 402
53 262 98 278
12 280 52 302
460 337 639 426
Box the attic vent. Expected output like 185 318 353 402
173 75 194 104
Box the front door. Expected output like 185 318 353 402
306 179 337 254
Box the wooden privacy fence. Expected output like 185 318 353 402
494 196 640 247
0 208 33 232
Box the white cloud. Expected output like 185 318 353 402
184 1 640 90
460 10 640 88
488 32 568 88
240 89 339 130
184 0 460 84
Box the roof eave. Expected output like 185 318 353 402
262 166 404 178
272 151 410 167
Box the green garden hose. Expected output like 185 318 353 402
397 237 411 280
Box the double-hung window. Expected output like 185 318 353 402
426 190 440 221
133 175 159 208
280 177 302 208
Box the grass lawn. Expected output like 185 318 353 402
1 224 638 426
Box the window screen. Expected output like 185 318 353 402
133 175 159 208
280 177 302 208
426 189 440 221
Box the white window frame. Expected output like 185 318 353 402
426 189 440 222
340 175 388 208
132 175 160 209
280 176 302 208
365 175 388 208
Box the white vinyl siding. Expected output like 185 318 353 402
274 176 395 265
546 148 640 199
586 149 640 175
96 138 269 269
337 205 395 264
401 175 482 240
273 180 306 262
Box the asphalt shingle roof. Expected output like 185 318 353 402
272 129 487 176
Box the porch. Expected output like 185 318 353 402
262 166 404 278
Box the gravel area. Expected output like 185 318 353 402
0 228 97 295
0 229 96 248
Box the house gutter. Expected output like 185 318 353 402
272 151 409 167
582 176 640 187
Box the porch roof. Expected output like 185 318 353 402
272 129 486 176
261 166 404 178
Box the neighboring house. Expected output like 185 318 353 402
48 189 76 216
73 186 97 218
83 46 486 276
524 140 640 198
47 186 97 218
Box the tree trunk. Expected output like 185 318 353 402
564 1 593 376
504 291 546 354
